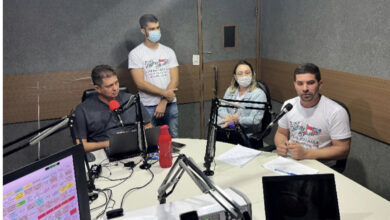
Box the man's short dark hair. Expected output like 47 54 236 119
139 14 159 29
294 63 321 81
91 65 117 86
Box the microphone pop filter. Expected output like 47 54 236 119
109 100 120 112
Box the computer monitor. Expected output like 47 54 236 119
3 144 90 220
262 174 340 220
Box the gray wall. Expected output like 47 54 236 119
202 0 257 62
4 0 197 75
260 0 390 200
260 0 390 79
4 0 258 75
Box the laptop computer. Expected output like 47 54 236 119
105 126 160 162
262 174 340 220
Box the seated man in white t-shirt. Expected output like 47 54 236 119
274 63 351 167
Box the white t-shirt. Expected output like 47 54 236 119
128 43 179 106
279 95 351 165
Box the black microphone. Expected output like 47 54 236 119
120 94 136 112
265 103 293 130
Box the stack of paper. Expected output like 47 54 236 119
216 144 262 168
263 156 319 175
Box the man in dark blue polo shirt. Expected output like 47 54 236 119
74 65 152 152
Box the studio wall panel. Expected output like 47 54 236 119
3 65 200 124
260 0 390 79
3 0 197 75
202 0 257 63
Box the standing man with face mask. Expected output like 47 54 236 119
128 14 179 137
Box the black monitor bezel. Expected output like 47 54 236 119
3 144 91 220
262 173 340 220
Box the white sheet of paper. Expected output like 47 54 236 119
263 156 319 175
216 144 262 168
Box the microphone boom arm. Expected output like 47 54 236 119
4 114 74 157
253 103 293 142
29 116 70 145
203 98 267 176
203 98 219 176
158 154 249 219
3 116 72 149
134 93 151 170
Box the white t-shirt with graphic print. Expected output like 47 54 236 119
278 95 351 165
128 43 179 106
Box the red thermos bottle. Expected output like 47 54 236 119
158 125 172 168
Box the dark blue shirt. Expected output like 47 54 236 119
74 92 151 142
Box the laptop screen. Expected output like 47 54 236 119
106 126 160 161
262 174 340 220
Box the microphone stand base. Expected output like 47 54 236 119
87 181 98 201
140 161 152 170
203 169 214 176
88 192 98 202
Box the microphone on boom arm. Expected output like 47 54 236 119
109 100 124 127
265 103 293 130
255 103 293 145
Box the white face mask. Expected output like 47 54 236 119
236 75 252 88
147 30 161 43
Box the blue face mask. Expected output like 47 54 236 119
148 30 161 43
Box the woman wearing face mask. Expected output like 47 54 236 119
217 60 267 147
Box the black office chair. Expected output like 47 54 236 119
216 81 274 150
330 99 351 173
250 81 274 141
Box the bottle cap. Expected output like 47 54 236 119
160 125 170 134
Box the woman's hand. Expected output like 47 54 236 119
218 114 240 128
231 113 240 123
